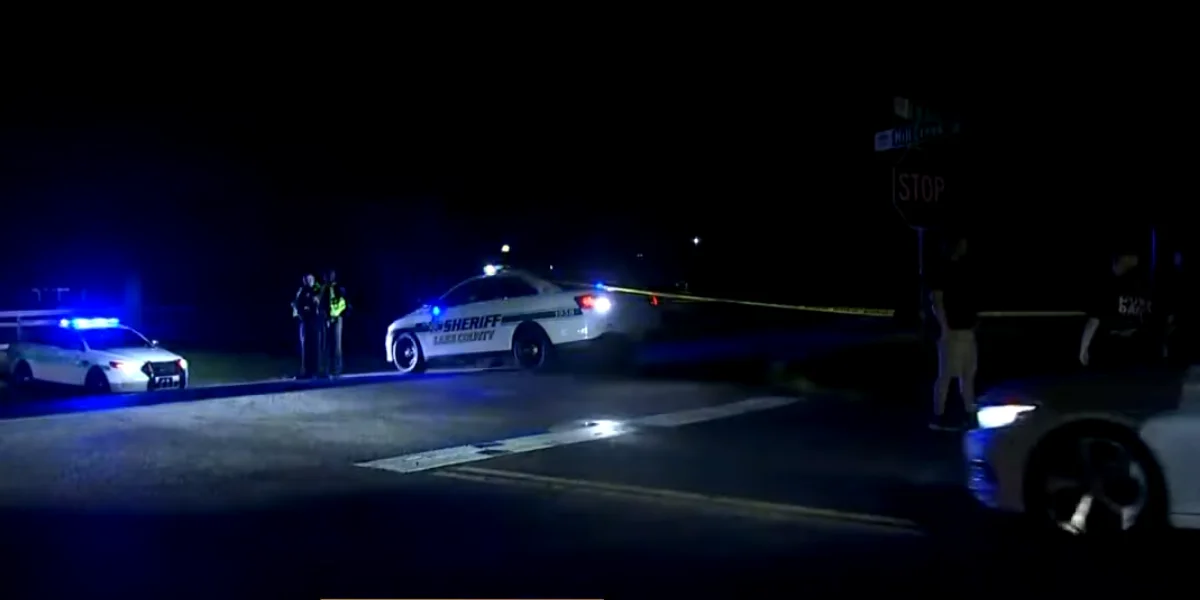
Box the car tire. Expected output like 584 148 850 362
1024 423 1167 539
84 367 111 394
512 324 552 371
391 332 426 375
10 360 33 389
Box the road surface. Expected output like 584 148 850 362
0 366 1185 599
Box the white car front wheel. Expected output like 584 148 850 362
391 332 426 375
1025 425 1166 538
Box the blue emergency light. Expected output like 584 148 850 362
60 317 120 329
431 306 442 316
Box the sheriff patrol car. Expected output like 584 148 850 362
385 266 662 373
6 317 189 393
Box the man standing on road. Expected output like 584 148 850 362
292 273 324 379
1160 250 1192 364
321 269 349 378
1079 250 1155 370
928 235 980 431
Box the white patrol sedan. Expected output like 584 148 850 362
966 365 1200 537
6 318 189 393
385 266 662 373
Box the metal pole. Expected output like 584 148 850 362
1150 227 1158 277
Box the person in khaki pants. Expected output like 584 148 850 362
927 235 980 431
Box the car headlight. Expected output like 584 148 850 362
977 404 1037 429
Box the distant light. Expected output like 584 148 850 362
432 306 441 316
636 253 644 258
594 282 605 290
500 244 511 253
483 264 498 276
549 265 554 271
693 237 700 245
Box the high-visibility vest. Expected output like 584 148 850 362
326 283 347 319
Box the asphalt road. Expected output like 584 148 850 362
0 316 1190 598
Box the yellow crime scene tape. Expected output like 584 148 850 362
570 282 1087 320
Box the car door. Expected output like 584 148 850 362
19 326 83 384
46 327 89 385
487 276 545 351
428 278 509 357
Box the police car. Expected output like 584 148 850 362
966 366 1200 537
385 265 662 373
6 317 189 393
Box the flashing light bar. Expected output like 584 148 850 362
483 264 499 276
60 317 120 329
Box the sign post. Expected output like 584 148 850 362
877 97 962 330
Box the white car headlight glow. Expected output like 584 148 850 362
592 296 612 314
109 360 143 374
587 419 622 436
977 404 1037 429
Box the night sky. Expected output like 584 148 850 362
1 59 1187 344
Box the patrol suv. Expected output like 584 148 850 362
6 318 189 393
385 266 662 374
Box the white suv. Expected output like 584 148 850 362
6 318 189 393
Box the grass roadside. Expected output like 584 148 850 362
179 350 391 387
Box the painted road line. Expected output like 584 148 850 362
355 396 801 475
435 466 922 534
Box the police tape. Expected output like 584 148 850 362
579 283 896 318
575 283 1089 320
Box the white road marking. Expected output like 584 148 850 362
356 396 800 475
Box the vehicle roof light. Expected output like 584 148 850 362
483 264 499 276
60 317 120 329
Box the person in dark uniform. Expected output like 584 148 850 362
1080 250 1156 370
291 273 324 379
927 235 980 431
1160 250 1192 363
321 269 349 378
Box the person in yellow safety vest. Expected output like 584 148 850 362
321 269 349 377
291 273 324 379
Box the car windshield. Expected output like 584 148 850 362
80 328 152 351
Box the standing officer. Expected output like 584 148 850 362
321 269 349 378
291 273 324 379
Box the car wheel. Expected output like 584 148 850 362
1025 425 1166 538
391 332 426 374
84 367 111 394
10 360 33 388
512 325 552 370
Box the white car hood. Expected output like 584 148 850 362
390 307 432 331
96 347 184 363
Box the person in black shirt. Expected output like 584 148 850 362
1160 250 1192 363
927 235 980 430
291 273 324 379
1080 251 1156 369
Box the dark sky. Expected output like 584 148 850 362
1 53 1189 329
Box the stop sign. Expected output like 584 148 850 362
893 167 951 229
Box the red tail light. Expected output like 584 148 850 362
575 294 597 309
649 295 659 306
